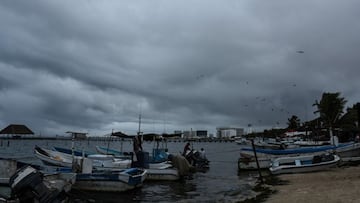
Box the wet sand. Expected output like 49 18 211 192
265 166 360 203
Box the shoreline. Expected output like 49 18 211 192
262 165 360 202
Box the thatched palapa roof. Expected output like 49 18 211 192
0 124 34 135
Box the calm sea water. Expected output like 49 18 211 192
0 139 260 203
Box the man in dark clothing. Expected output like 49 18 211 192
182 142 191 156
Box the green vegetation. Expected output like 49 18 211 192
248 92 359 141
287 115 301 130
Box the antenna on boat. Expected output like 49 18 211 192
138 113 142 136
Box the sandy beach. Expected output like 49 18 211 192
264 165 360 203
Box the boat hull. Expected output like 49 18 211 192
269 154 340 175
34 146 74 167
238 157 271 170
146 168 179 181
336 143 360 162
73 168 146 192
238 142 359 170
240 143 351 155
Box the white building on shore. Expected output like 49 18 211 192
216 127 244 138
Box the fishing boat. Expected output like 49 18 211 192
95 146 132 160
238 142 358 170
240 143 352 156
145 162 180 181
238 155 274 171
235 138 248 145
34 146 132 170
34 145 74 168
294 140 331 146
72 168 147 192
38 146 181 181
130 151 181 181
334 142 360 162
96 145 168 163
269 153 340 175
53 146 93 157
83 160 180 181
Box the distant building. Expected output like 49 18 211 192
216 127 244 138
182 130 207 139
174 131 183 136
0 124 34 138
196 130 207 138
182 131 194 139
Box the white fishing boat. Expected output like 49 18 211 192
146 162 180 181
335 142 360 162
238 155 274 171
237 147 337 170
34 146 132 170
95 146 132 160
294 140 331 146
238 142 357 170
238 148 326 171
91 159 180 181
34 146 74 168
73 168 147 192
37 146 181 181
269 153 340 175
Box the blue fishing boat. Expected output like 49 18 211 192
240 142 352 155
73 168 147 192
53 146 93 157
95 146 132 160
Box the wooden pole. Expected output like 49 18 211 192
251 139 264 184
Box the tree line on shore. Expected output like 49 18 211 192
248 92 360 142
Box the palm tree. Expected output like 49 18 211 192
287 115 301 130
313 92 347 144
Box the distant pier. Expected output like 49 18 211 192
0 136 235 143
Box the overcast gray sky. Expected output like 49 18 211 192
1 0 360 136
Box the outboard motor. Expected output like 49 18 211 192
9 165 62 203
185 150 210 172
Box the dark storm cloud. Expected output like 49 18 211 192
1 0 360 135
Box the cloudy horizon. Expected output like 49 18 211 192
1 1 360 136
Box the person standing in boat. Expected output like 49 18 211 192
132 135 143 163
133 135 143 153
183 142 191 156
199 148 206 159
